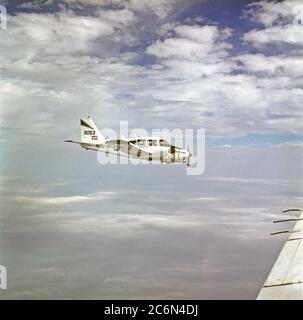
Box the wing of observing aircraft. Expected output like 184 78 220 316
257 209 303 300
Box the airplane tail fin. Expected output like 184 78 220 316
80 116 106 144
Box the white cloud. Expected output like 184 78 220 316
271 140 303 148
127 0 183 19
61 0 184 18
175 24 232 43
98 8 136 27
0 10 136 61
204 176 301 186
15 191 115 205
243 0 303 48
235 53 303 77
244 24 303 48
146 25 232 60
244 0 303 27
0 8 142 136
1 1 303 141
188 196 218 202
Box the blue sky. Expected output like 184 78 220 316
0 0 303 299
0 0 303 145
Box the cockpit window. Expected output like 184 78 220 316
159 139 171 147
129 139 146 147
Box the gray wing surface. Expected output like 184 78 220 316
257 210 303 300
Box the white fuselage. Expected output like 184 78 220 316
65 117 192 165
81 137 191 164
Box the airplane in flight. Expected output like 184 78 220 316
65 116 192 166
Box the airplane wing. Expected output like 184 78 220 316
65 139 155 159
257 209 303 300
64 140 100 147
105 140 154 159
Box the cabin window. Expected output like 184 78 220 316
148 139 158 146
159 139 170 147
137 139 145 147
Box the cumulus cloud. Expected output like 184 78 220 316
1 0 303 139
243 0 303 48
0 9 136 62
146 24 232 60
235 53 303 77
98 8 136 27
0 8 141 137
62 0 185 18
244 24 303 48
244 0 303 27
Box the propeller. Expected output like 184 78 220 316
186 146 191 167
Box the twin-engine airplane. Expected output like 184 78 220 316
65 117 192 165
